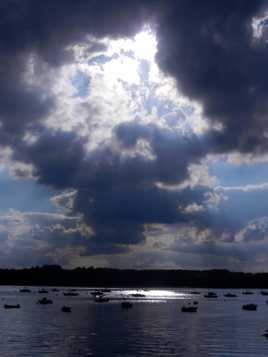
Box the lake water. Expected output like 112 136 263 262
0 286 268 356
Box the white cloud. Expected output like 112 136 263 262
50 190 77 212
21 26 209 157
235 217 268 242
216 182 268 193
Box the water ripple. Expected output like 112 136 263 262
0 287 267 356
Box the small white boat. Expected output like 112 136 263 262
94 295 109 303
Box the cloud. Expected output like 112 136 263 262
0 0 155 141
0 209 88 267
156 0 268 154
1 0 268 267
216 182 268 192
0 1 213 260
235 217 268 242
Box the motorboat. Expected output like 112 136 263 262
19 288 31 293
94 295 109 303
90 290 104 297
51 288 60 292
100 288 111 293
242 303 257 311
204 292 217 298
181 305 198 312
61 306 72 312
38 289 48 294
263 329 268 337
131 293 146 297
38 297 53 305
4 304 20 309
121 301 133 309
224 293 237 298
63 292 79 296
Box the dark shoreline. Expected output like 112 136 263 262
1 265 268 289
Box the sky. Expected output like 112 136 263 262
2 0 268 271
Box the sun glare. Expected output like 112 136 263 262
43 23 206 149
132 27 158 61
108 25 157 62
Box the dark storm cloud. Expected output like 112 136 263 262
74 184 208 247
0 0 154 139
15 131 86 188
115 121 206 183
2 0 268 258
0 54 54 141
13 126 209 253
0 0 152 55
156 0 268 153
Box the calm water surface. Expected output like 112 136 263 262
0 286 268 356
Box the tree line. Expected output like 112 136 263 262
0 265 267 288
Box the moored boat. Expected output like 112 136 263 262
224 293 237 298
38 297 53 305
38 289 48 294
4 304 20 309
121 301 133 309
19 288 31 293
204 292 218 298
63 292 79 296
61 306 72 312
94 295 109 303
100 288 111 293
131 293 146 298
181 305 198 312
263 329 268 337
242 303 257 311
91 290 104 297
51 288 60 292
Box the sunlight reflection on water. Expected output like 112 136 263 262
0 286 268 356
102 288 189 302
